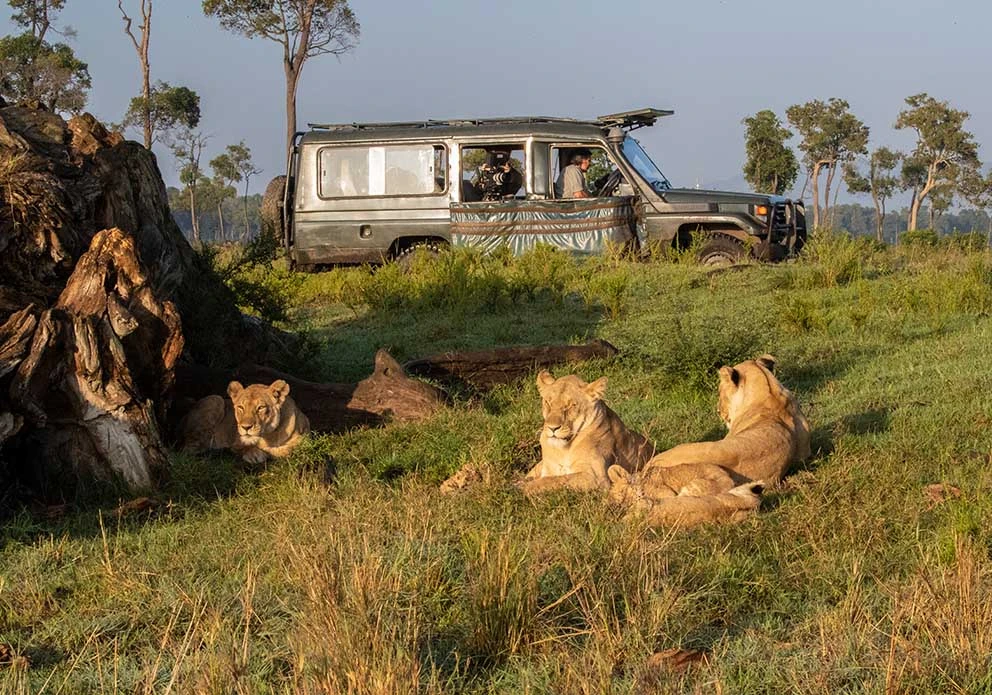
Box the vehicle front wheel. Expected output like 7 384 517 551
394 240 445 270
695 233 746 266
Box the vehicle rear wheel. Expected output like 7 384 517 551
394 240 444 270
696 232 746 266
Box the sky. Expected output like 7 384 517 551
3 0 991 202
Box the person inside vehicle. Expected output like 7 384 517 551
471 148 524 201
556 148 593 199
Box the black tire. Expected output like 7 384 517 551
696 232 746 266
394 240 444 270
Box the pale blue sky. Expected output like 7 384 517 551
3 0 990 199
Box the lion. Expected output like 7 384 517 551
518 370 655 494
608 465 764 527
606 462 737 507
179 380 310 464
645 354 810 485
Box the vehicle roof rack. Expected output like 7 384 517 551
307 108 674 132
597 108 675 130
307 116 602 131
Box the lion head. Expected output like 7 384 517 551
717 354 788 427
607 465 673 510
536 370 607 447
227 380 291 445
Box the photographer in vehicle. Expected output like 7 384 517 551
472 148 524 201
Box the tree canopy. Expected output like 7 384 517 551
741 110 798 195
895 93 980 231
202 0 360 152
121 82 201 146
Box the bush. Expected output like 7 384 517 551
900 228 940 247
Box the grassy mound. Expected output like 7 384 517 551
3 239 992 692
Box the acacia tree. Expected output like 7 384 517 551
786 98 869 230
0 0 90 113
228 142 262 240
202 0 360 153
895 93 980 232
843 147 902 243
209 152 239 241
120 81 200 147
741 110 798 195
171 129 209 244
960 170 992 246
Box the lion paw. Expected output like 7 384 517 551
240 447 269 465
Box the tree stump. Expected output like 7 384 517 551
2 228 182 492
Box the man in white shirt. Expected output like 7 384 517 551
556 149 593 198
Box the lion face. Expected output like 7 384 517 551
536 370 607 447
717 354 782 427
227 380 291 445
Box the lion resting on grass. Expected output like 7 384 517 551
518 370 655 494
607 465 764 527
604 354 809 527
180 380 310 464
645 354 810 485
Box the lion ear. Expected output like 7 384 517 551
607 465 629 485
536 370 555 388
227 381 245 399
585 376 608 401
719 366 740 387
269 379 290 404
756 354 777 373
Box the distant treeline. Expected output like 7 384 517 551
168 187 263 243
830 203 991 244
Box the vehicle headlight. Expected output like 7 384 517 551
752 204 770 217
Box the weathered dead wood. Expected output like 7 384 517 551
174 349 450 435
3 228 182 491
403 339 619 389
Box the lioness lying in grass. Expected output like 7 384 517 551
517 370 655 494
180 380 310 464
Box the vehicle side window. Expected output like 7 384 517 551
460 144 526 201
318 144 446 198
551 146 617 199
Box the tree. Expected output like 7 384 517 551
741 110 799 195
120 81 200 147
8 0 68 43
202 0 360 153
786 98 869 230
117 0 155 149
0 32 89 112
895 93 980 232
171 129 209 244
959 169 992 246
843 147 902 243
209 152 239 241
226 141 262 241
0 0 89 113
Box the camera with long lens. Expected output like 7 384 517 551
474 150 522 201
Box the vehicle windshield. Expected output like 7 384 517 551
622 136 671 192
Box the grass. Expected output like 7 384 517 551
3 239 992 693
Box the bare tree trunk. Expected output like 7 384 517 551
242 179 251 242
872 194 883 243
810 162 823 230
217 202 225 241
188 185 199 244
284 67 299 158
822 160 838 230
119 1 153 149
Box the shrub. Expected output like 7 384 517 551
900 228 940 247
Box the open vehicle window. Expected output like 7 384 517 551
319 144 446 198
551 146 620 199
621 136 671 192
460 145 525 201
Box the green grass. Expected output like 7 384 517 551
4 240 992 693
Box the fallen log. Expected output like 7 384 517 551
403 339 619 389
173 349 449 435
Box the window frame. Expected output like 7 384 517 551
316 143 450 200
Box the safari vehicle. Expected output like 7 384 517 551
276 108 806 267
